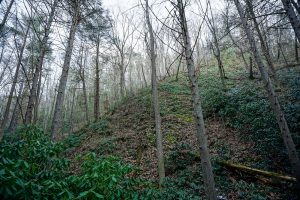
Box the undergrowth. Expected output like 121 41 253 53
0 126 149 199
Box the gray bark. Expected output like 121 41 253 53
141 63 148 87
177 0 217 199
119 58 125 98
94 36 100 121
281 0 300 43
145 0 165 186
234 0 300 190
79 46 89 123
8 77 24 133
0 26 29 141
51 9 79 139
0 0 14 36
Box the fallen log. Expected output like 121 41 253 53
217 160 296 182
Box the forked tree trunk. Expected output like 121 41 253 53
24 0 58 124
177 0 217 199
145 0 165 186
0 26 29 141
51 10 79 139
234 0 300 191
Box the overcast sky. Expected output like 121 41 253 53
103 0 137 12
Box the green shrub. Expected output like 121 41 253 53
0 127 146 199
0 126 69 199
88 117 111 135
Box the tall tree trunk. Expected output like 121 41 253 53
33 70 43 124
24 0 58 124
212 38 226 88
141 63 148 87
8 76 24 133
245 0 276 76
94 36 100 121
281 0 300 43
249 56 254 79
0 40 5 64
145 0 165 186
82 47 89 123
51 11 79 139
119 58 125 98
295 33 299 62
234 0 300 191
69 88 76 133
0 26 29 141
0 51 12 84
177 0 217 199
82 69 89 123
0 0 14 36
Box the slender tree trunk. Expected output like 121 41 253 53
69 88 76 133
0 51 12 84
177 0 217 199
94 36 100 121
51 11 79 139
145 0 165 186
81 49 90 123
141 63 148 87
228 29 249 71
245 0 276 76
46 84 57 133
0 0 14 36
0 26 29 141
8 77 24 133
281 0 300 43
119 58 125 98
0 40 5 64
82 70 89 123
234 0 300 191
295 33 299 62
212 38 226 88
249 56 254 79
33 70 43 124
24 0 58 124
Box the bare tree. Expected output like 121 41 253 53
234 0 300 191
144 0 165 186
110 12 136 98
0 0 15 36
245 0 276 77
281 0 300 42
176 0 217 199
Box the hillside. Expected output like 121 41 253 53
1 66 300 199
64 66 300 199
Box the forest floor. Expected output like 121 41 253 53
66 66 299 199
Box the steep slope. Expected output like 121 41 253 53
67 67 300 199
